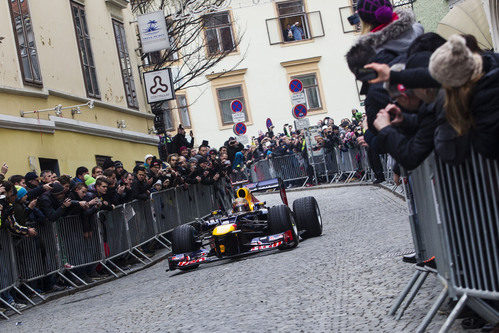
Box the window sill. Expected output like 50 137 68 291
308 108 327 115
280 38 315 48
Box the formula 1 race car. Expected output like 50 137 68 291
168 179 322 271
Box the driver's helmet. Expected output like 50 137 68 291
233 197 249 213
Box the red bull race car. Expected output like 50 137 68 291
168 179 322 271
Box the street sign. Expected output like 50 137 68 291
294 118 310 130
292 104 308 119
143 68 175 104
291 92 306 105
233 122 247 136
232 112 246 123
236 135 249 145
230 99 244 113
266 118 273 128
289 79 303 93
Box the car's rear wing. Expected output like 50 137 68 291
236 178 289 206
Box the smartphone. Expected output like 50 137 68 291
356 68 378 82
347 13 360 25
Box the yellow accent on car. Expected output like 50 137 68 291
219 244 225 253
236 187 255 211
212 224 236 236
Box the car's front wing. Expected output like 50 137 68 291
167 230 294 271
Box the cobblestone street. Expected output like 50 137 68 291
1 186 467 332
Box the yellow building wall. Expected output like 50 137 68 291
0 128 157 175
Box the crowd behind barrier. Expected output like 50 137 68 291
0 181 231 319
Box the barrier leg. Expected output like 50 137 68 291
389 270 421 315
99 262 118 278
67 270 88 286
12 286 36 306
466 296 499 326
107 259 127 275
416 287 448 333
154 236 170 249
0 309 8 319
22 283 46 301
57 271 78 288
0 295 22 315
396 270 430 320
127 250 147 265
439 294 468 333
158 234 171 247
133 247 153 262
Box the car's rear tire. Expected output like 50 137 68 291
293 196 322 238
268 205 299 249
171 224 200 270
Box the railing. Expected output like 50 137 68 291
389 151 499 332
0 181 232 319
244 147 396 188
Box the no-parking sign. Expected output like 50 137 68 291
289 79 303 93
266 118 273 128
233 122 247 136
230 99 244 113
292 104 308 119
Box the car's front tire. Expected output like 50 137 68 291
171 224 200 270
268 205 299 249
293 196 323 239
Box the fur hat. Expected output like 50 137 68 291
356 0 393 26
429 34 483 88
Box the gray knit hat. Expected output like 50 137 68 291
429 34 483 88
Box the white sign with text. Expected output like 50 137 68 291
138 11 171 53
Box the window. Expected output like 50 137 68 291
9 0 42 85
71 1 100 98
277 1 309 42
157 101 174 131
203 11 236 55
95 155 113 167
216 85 247 125
38 158 60 176
292 73 322 110
112 20 139 109
176 94 191 128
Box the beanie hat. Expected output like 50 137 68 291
102 159 115 170
25 172 38 182
114 160 123 168
356 0 393 26
15 185 27 200
429 34 483 88
188 158 198 163
51 182 65 195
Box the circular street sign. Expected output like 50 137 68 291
230 99 244 113
292 104 308 119
289 79 303 93
233 122 247 136
266 118 273 128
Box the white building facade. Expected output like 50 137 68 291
179 0 361 147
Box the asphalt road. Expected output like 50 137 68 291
1 186 467 332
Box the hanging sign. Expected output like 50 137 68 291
143 68 175 103
137 11 171 53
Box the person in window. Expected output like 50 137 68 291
290 21 304 41
284 24 294 42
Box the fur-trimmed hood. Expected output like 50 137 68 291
357 9 423 53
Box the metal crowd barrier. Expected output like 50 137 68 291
0 181 230 319
247 148 374 186
390 151 499 332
